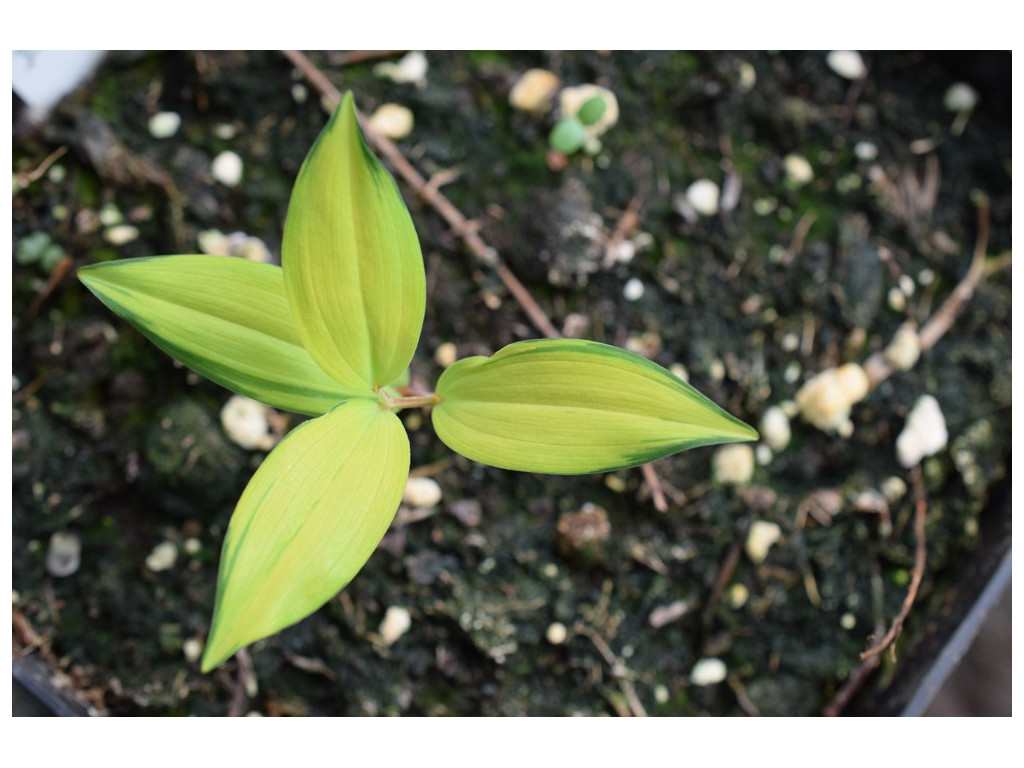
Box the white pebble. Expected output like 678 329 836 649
685 179 720 216
760 406 791 452
373 52 428 86
211 150 243 187
623 278 645 302
183 637 204 663
146 541 178 572
183 537 202 556
45 532 81 577
783 154 814 187
827 50 867 80
103 224 139 246
379 606 412 645
148 111 181 139
737 61 757 92
896 395 948 468
755 444 773 466
898 274 916 297
509 69 561 113
854 141 878 162
198 229 230 256
99 203 123 226
795 363 869 434
654 684 670 704
690 657 728 686
669 363 689 382
368 103 414 140
881 475 907 503
220 395 275 451
745 520 781 564
712 444 755 486
884 325 921 372
887 286 907 312
840 612 857 630
546 622 568 645
434 342 458 368
403 477 442 508
728 583 749 609
944 82 979 112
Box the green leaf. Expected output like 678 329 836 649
201 398 409 671
79 255 364 416
549 117 587 155
282 92 425 391
577 95 607 127
432 339 758 474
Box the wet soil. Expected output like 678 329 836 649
12 51 1011 716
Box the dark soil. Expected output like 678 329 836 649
12 51 1011 716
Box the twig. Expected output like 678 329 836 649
864 191 1010 388
701 512 754 630
283 49 669 507
27 255 74 318
227 648 256 716
15 145 68 186
860 465 928 660
602 196 643 269
822 652 881 717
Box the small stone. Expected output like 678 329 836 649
881 475 907 503
434 342 458 368
403 477 442 508
368 103 414 140
213 123 237 140
884 325 921 372
896 395 948 468
546 622 568 645
45 531 81 577
449 498 482 527
654 684 670 704
728 583 749 609
146 541 178 572
373 52 428 86
220 395 275 451
759 406 791 452
648 600 691 628
887 286 907 312
99 203 123 226
183 637 203 663
854 141 878 162
291 83 308 104
827 50 867 80
712 444 754 486
379 606 412 646
709 359 726 381
183 537 202 556
898 274 916 297
211 150 243 187
669 363 689 382
944 82 979 112
795 363 869 435
685 179 720 216
745 520 782 564
509 69 561 113
103 224 139 246
690 657 728 686
840 612 857 630
783 154 814 187
197 229 230 256
623 277 645 301
737 61 757 92
559 84 618 138
148 111 181 139
755 444 773 466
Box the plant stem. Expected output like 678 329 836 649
385 393 441 411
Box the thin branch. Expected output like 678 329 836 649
860 465 928 660
822 652 881 717
864 192 1010 388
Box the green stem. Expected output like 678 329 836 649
383 392 441 411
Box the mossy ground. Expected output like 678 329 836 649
12 51 1011 716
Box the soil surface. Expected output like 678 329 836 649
12 51 1011 716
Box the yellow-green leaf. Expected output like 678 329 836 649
78 256 365 416
201 398 408 671
282 92 425 391
433 339 758 474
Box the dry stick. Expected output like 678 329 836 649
283 50 670 513
860 465 928 660
864 194 1006 389
822 652 881 717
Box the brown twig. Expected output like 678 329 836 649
822 652 881 717
15 145 68 186
602 195 643 269
863 191 1009 388
227 648 256 717
860 465 928 660
283 49 670 507
701 512 754 630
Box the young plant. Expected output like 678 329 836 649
78 93 757 672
